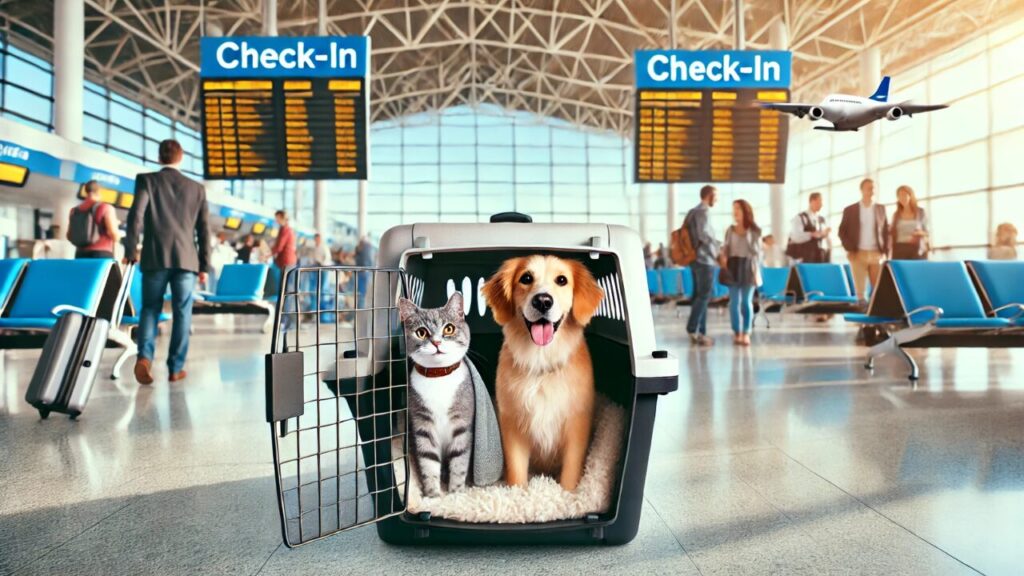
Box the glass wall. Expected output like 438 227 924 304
82 81 204 178
788 19 1024 261
0 36 54 132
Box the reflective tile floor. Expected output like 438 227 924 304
1 310 1022 575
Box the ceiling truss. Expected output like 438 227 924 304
0 0 1020 136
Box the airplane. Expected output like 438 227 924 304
762 77 948 131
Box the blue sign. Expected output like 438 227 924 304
72 163 134 194
200 36 369 78
0 140 63 178
635 50 791 89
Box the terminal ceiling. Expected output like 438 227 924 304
1 0 1020 135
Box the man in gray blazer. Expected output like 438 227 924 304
124 139 210 385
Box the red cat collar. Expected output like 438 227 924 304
412 361 462 378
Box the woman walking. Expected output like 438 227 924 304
890 185 929 260
721 199 763 346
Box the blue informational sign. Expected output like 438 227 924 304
635 50 791 89
0 140 63 178
200 36 369 78
72 163 134 194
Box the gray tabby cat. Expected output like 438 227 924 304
398 292 475 497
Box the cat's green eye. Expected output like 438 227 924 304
414 327 429 339
442 324 456 336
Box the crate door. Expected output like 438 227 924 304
265 266 411 547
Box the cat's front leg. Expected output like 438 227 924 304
414 430 443 497
446 424 473 492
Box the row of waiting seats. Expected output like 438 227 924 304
845 260 1024 381
0 259 279 379
647 263 865 326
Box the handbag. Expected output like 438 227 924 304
718 264 735 286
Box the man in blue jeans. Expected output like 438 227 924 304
124 139 210 385
685 185 720 346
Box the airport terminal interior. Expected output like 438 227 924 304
1 1 1023 574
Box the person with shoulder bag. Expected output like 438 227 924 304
786 191 831 264
890 185 929 260
720 199 763 346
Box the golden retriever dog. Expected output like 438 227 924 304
482 255 604 491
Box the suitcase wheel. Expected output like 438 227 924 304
69 412 80 421
38 409 50 420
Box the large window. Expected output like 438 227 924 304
82 81 203 178
789 20 1024 261
0 37 54 132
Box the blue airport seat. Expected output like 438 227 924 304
889 261 1007 329
968 260 1024 325
0 260 112 330
646 269 660 296
658 268 683 298
759 267 793 303
852 260 1022 381
199 263 270 303
797 263 856 302
121 267 171 326
842 263 855 295
194 263 274 333
0 258 29 314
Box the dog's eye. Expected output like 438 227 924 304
414 327 429 339
555 275 568 286
519 272 533 285
442 324 455 336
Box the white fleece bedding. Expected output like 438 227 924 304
403 396 626 523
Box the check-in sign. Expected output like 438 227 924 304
200 36 369 78
635 50 791 89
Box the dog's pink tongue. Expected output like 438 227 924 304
530 322 555 346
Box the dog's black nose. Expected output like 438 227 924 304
532 293 554 313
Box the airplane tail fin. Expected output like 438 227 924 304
868 76 891 102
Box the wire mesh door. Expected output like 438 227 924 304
265 265 410 547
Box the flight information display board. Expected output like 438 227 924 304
199 36 369 180
634 50 792 184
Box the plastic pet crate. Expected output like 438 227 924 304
264 214 678 547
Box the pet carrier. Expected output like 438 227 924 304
264 213 678 547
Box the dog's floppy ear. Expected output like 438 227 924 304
568 260 604 327
482 257 522 326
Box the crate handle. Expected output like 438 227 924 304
489 212 533 223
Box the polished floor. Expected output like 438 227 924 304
1 309 1022 575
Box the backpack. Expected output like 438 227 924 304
669 212 697 266
68 203 102 248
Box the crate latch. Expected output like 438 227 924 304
414 236 433 260
265 351 304 434
588 236 603 259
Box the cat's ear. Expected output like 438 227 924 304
568 259 604 327
445 291 465 318
482 257 523 326
397 297 418 322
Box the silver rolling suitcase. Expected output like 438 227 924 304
25 312 111 419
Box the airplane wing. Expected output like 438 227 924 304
898 102 949 115
876 101 949 118
760 102 815 118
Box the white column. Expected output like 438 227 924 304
263 0 277 36
357 180 368 240
638 183 648 243
54 0 84 143
293 181 304 225
313 0 328 236
666 184 676 243
314 181 327 235
769 17 788 238
861 47 881 181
